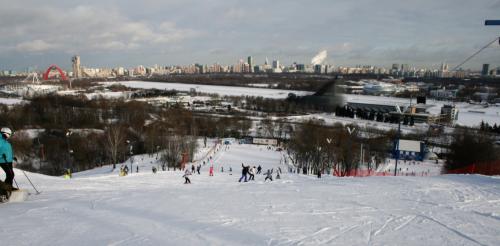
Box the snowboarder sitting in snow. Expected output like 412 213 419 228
183 169 192 184
264 169 273 182
0 127 15 189
152 166 157 174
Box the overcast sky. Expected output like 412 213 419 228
1 0 499 70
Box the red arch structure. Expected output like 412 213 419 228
43 64 68 81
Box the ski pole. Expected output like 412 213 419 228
13 178 19 189
21 170 40 195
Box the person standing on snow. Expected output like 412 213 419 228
239 163 249 182
209 165 214 176
191 164 195 174
257 165 262 174
0 128 15 188
248 166 256 181
264 169 273 182
183 169 192 184
196 165 201 175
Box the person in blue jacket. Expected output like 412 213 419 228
0 128 14 187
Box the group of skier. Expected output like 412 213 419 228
239 163 280 182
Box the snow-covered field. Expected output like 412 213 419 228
0 97 24 105
100 81 313 99
97 81 500 127
1 144 500 246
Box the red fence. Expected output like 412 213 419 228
332 168 430 177
444 161 500 175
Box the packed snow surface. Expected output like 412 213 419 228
1 144 499 246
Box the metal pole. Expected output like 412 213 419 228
394 120 401 176
360 143 363 167
22 170 40 194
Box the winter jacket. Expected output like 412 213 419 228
242 164 249 175
184 169 192 177
265 169 273 178
0 137 13 164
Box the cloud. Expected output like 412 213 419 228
0 4 200 54
16 40 55 52
0 0 499 69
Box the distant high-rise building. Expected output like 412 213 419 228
272 60 280 69
247 56 253 73
392 64 399 71
297 64 306 72
314 64 323 74
401 64 409 72
482 64 490 76
72 55 81 78
440 62 449 72
265 57 269 66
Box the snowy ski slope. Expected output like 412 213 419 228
1 144 499 245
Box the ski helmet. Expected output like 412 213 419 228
1 127 12 138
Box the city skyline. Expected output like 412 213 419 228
0 0 499 70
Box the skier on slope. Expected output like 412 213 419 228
239 163 249 182
209 165 214 176
0 128 15 188
264 169 273 182
248 166 256 181
256 165 262 174
183 169 192 184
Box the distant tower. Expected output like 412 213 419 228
247 56 253 73
482 64 490 76
272 60 280 69
440 62 449 72
72 55 81 78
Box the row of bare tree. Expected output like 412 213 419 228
286 121 392 176
1 95 254 175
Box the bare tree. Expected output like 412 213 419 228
105 124 126 169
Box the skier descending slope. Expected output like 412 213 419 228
239 163 249 182
183 169 192 184
248 166 256 181
264 169 273 182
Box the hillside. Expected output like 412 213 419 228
1 144 499 245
